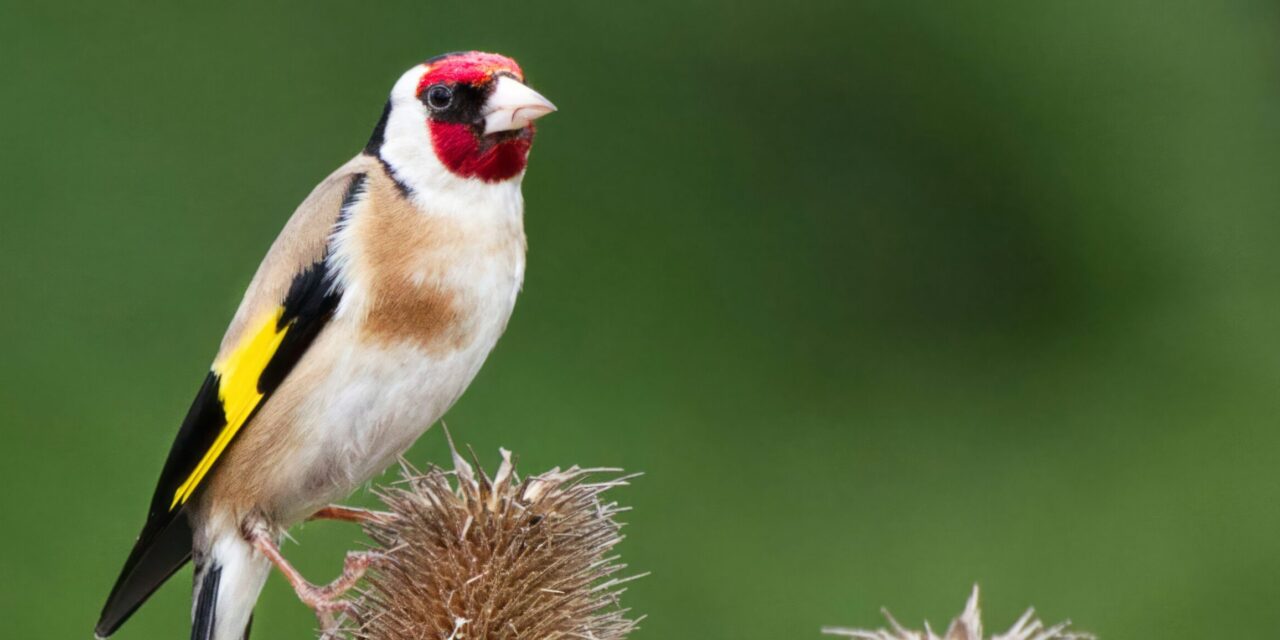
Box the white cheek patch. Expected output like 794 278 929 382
379 67 441 183
376 64 526 219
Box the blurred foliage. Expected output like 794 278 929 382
3 1 1280 638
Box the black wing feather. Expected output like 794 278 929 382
95 172 367 637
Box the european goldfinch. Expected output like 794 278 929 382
95 52 555 640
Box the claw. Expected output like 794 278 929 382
248 530 385 635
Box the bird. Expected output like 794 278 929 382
94 51 555 640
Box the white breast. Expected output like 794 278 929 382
275 172 526 521
298 331 500 491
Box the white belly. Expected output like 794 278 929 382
317 341 479 480
278 290 515 521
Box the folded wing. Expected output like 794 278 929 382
95 160 373 638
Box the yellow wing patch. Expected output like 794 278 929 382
169 308 289 509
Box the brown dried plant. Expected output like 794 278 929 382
822 586 1093 640
341 443 643 640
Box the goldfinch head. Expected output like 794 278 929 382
372 52 555 186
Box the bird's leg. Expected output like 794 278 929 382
308 504 396 525
247 529 381 634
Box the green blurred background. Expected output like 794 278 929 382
3 1 1280 637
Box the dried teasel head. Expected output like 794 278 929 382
343 444 643 640
822 586 1094 640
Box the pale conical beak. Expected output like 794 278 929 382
482 75 557 135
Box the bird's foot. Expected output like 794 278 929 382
308 504 398 525
301 550 381 635
249 530 385 636
300 549 380 604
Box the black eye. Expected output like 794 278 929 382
425 84 453 110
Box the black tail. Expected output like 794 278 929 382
189 560 256 640
95 512 193 638
191 564 221 640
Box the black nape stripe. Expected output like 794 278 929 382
364 100 391 156
377 156 413 198
361 101 413 199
